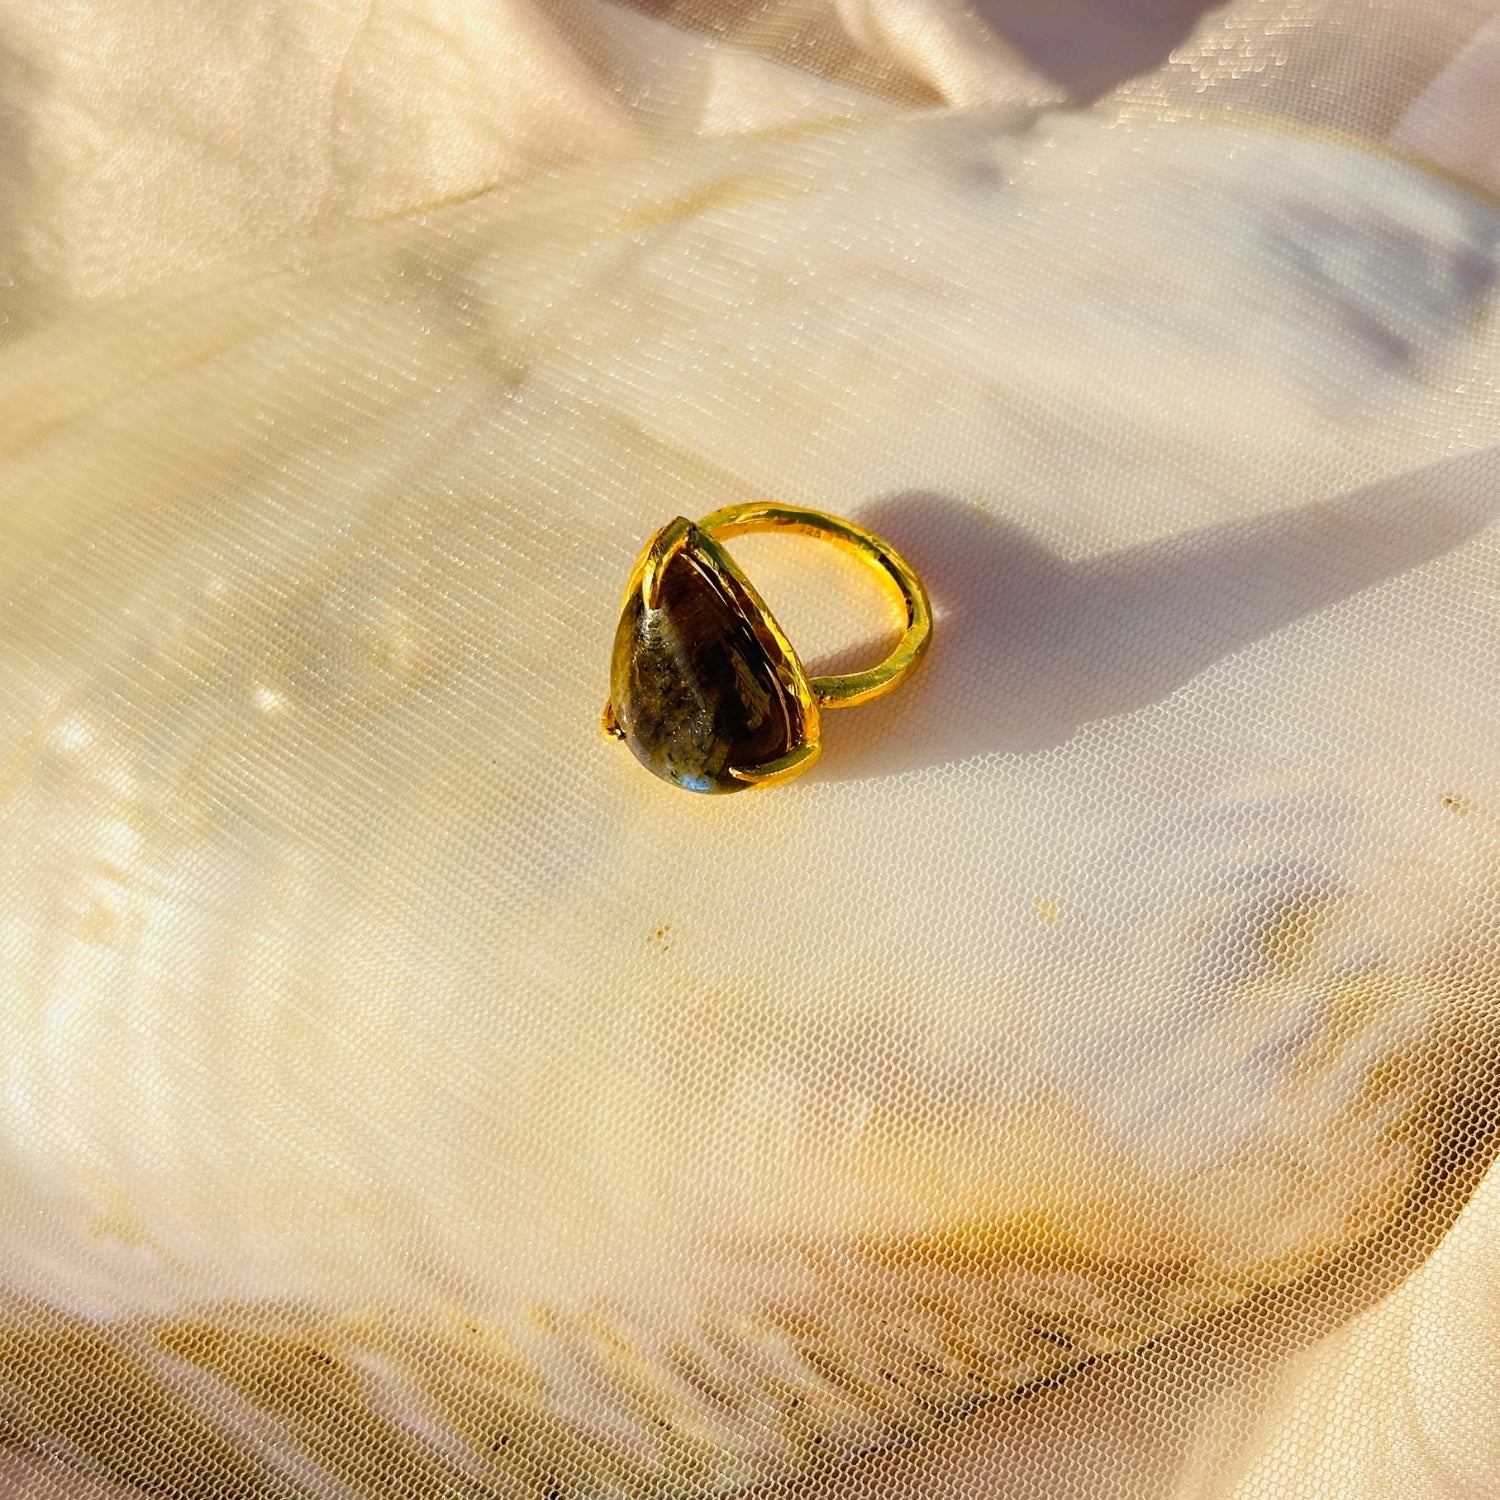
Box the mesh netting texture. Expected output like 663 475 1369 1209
2 4 1500 1499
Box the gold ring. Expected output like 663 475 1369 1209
602 502 932 792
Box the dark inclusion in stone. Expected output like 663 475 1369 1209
610 529 807 793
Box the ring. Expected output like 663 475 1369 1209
602 502 932 793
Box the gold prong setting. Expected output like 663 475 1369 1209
726 742 822 787
638 517 694 611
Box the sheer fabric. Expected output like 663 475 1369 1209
2 5 1500 1498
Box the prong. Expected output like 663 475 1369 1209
727 740 821 788
601 701 624 741
639 518 694 609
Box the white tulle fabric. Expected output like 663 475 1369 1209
2 4 1500 1498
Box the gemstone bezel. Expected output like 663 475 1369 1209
603 518 821 793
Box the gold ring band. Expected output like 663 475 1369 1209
603 502 932 793
695 503 932 710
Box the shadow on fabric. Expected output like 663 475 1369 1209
811 447 1500 781
974 0 1225 99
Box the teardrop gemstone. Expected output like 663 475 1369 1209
608 525 810 793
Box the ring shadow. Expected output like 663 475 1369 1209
808 448 1500 782
973 0 1224 101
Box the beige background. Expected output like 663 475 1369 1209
3 4 1500 1496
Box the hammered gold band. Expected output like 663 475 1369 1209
696 502 932 708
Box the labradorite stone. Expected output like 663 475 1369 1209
610 534 805 793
